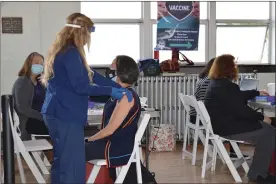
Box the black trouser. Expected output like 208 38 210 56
85 139 156 184
85 140 117 181
190 115 236 154
26 118 49 135
225 122 275 180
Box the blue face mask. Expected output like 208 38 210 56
31 64 43 75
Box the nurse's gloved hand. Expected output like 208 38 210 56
111 87 133 102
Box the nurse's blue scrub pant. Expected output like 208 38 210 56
43 115 86 184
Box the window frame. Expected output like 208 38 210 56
216 24 269 64
81 1 275 66
212 2 273 64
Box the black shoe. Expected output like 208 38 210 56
230 152 251 160
253 174 275 184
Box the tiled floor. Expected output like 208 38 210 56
6 143 258 183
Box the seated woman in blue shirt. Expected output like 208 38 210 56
41 13 133 184
85 55 141 182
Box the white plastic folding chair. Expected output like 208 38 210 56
31 134 51 172
178 93 225 166
86 113 151 184
8 110 53 183
197 101 249 183
139 97 148 107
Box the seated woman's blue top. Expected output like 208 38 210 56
102 88 141 168
32 81 45 111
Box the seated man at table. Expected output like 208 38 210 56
85 55 152 182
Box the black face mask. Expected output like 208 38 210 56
105 68 116 79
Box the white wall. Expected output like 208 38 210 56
257 73 275 90
0 2 80 95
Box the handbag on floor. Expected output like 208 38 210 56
118 161 157 184
149 124 176 152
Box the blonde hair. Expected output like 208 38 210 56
42 13 94 86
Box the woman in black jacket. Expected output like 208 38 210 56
190 58 251 160
204 54 275 182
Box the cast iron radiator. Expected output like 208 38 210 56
134 73 257 141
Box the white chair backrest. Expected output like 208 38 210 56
8 109 26 151
178 93 198 113
196 101 214 134
139 97 147 104
139 97 148 107
135 113 150 143
12 111 21 136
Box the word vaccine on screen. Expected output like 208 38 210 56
168 5 190 11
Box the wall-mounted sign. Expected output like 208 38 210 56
2 17 23 34
155 1 200 51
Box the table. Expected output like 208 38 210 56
248 101 275 114
86 107 161 169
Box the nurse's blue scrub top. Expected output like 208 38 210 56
102 88 141 168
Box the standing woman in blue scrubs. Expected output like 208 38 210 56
41 13 132 184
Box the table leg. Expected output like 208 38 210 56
261 108 264 114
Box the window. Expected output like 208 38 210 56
216 26 268 63
216 2 270 20
80 2 274 66
85 24 140 65
81 2 141 19
152 24 206 62
150 1 208 20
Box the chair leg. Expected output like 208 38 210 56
42 152 51 167
211 143 217 172
115 155 134 184
201 134 209 178
21 151 46 183
86 165 101 184
192 128 199 165
230 142 249 173
198 131 213 158
139 146 144 163
214 138 243 183
135 149 143 184
15 151 26 183
31 152 50 175
211 139 225 164
182 126 189 159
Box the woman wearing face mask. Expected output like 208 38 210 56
12 52 49 141
41 13 132 184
